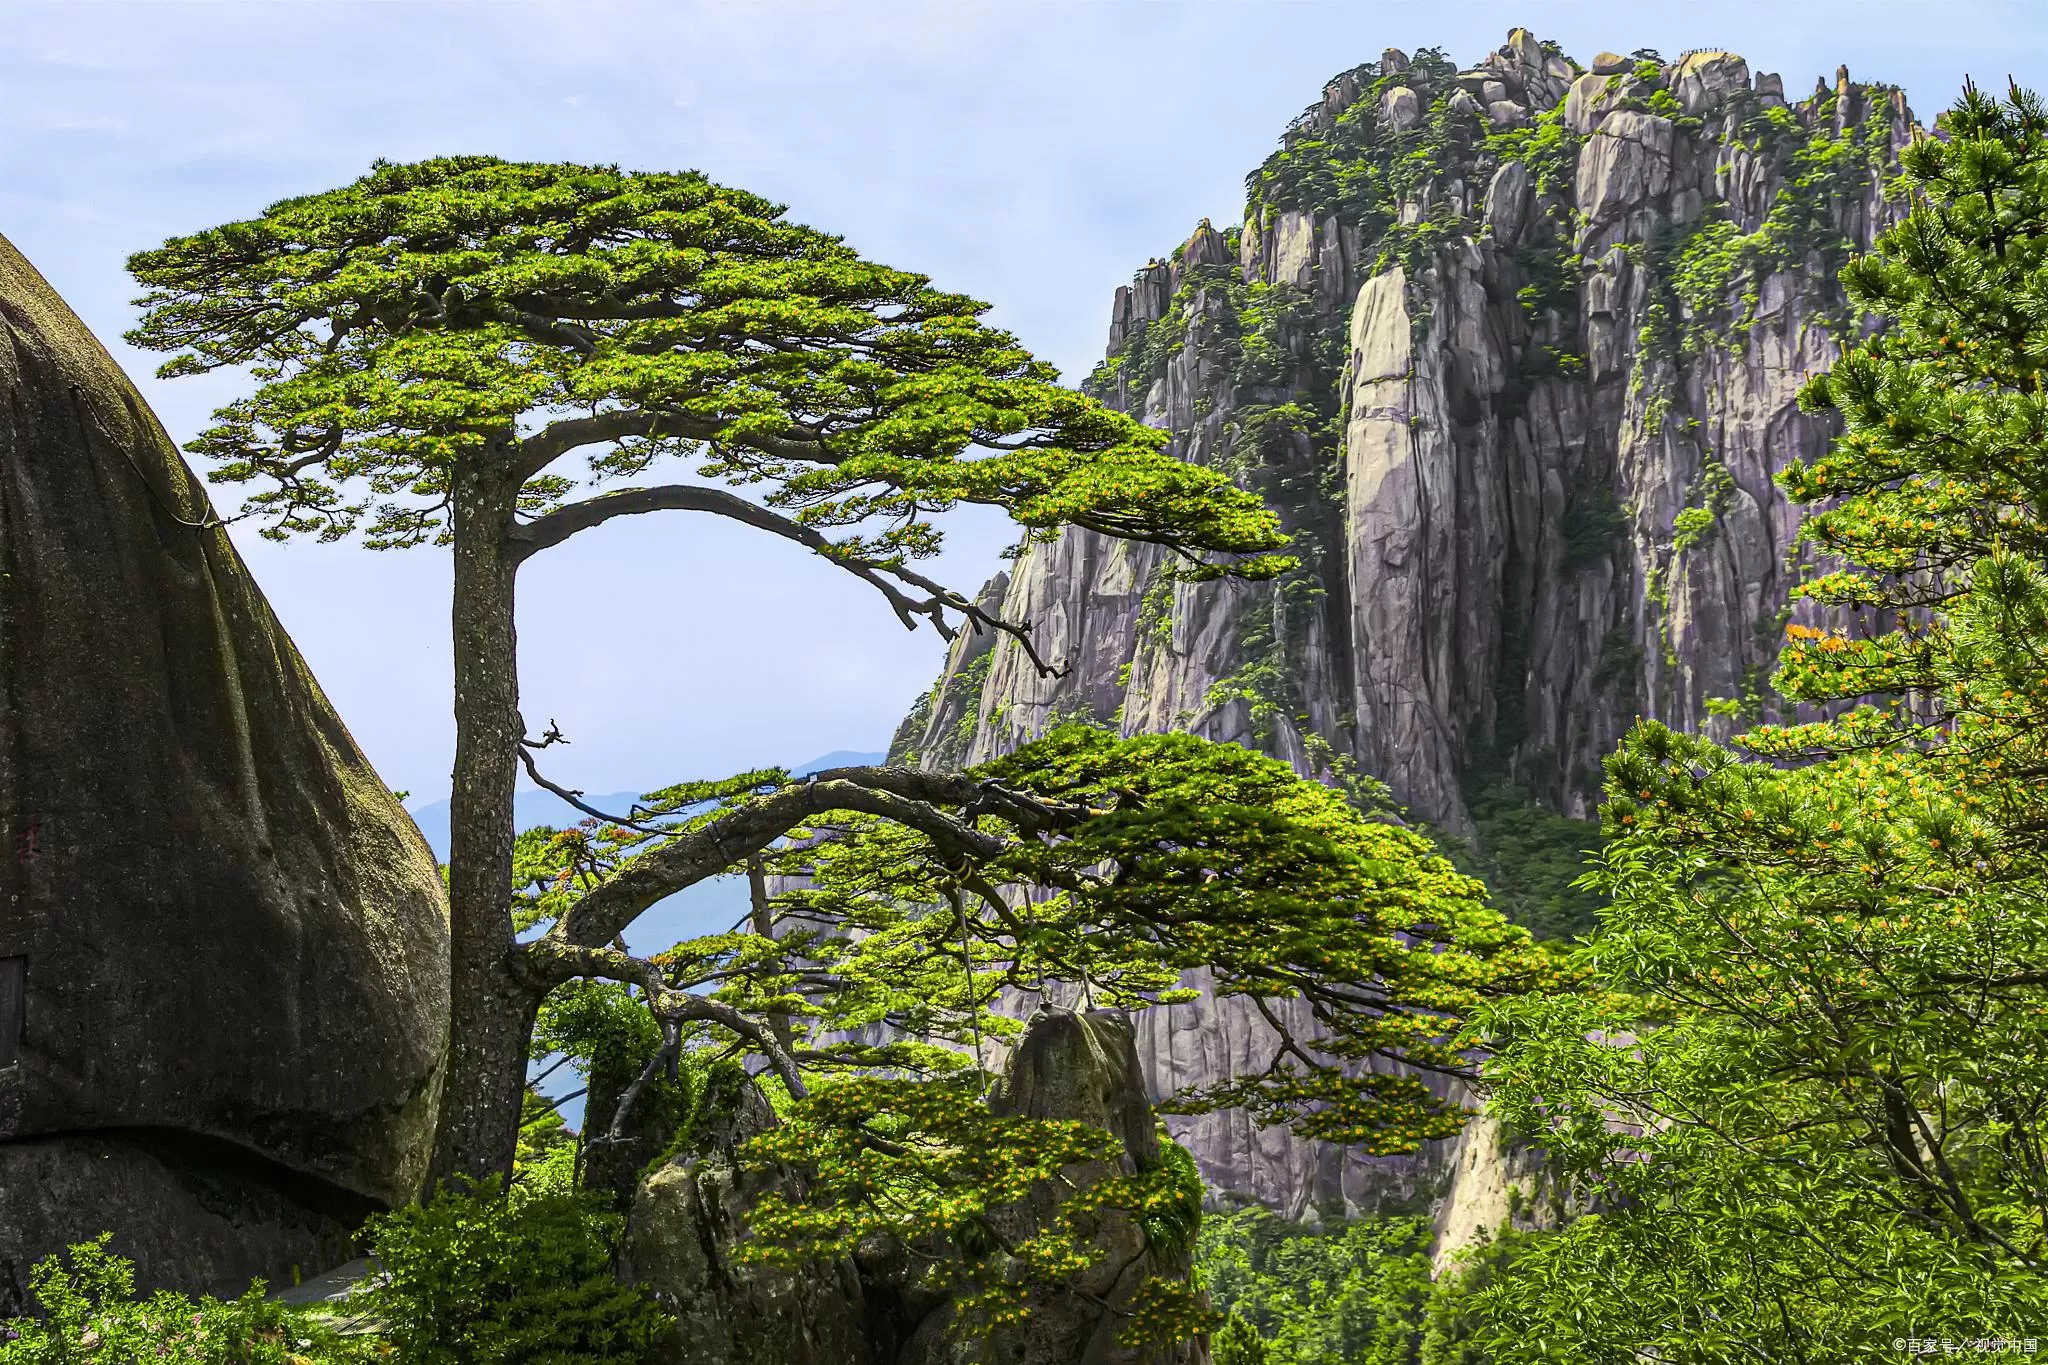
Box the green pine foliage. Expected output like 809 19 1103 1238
502 724 1559 1347
126 153 1299 1192
1197 1208 1434 1365
1194 1209 1521 1365
125 156 1293 576
0 1237 378 1364
1474 83 2048 1359
1454 783 1606 942
779 727 1553 1147
1213 1312 1275 1365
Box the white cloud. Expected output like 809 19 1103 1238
1 0 2040 797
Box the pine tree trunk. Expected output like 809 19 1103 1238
428 460 542 1188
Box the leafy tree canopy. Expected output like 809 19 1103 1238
127 154 1288 598
1476 83 2048 1360
1195 1206 1521 1365
126 154 1301 1189
509 726 1557 1342
517 728 1553 1142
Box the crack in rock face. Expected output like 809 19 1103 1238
891 29 1916 1220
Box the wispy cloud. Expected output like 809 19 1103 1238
22 111 130 135
1 0 2040 796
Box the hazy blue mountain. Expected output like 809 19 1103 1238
414 748 886 1129
404 749 884 959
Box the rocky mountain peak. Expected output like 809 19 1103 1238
892 30 1918 1215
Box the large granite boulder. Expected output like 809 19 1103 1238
892 1006 1206 1365
0 230 448 1307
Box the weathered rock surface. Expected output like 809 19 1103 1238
1381 85 1421 131
622 1076 878 1365
1126 973 1461 1220
625 1007 1202 1365
1576 110 1676 246
894 35 1915 1215
895 1007 1204 1365
0 230 448 1304
1429 1114 1563 1272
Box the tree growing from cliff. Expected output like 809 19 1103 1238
124 156 1295 1187
121 157 1564 1241
1476 82 2048 1358
509 724 1553 1342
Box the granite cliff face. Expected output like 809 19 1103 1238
0 230 449 1301
895 32 1915 1215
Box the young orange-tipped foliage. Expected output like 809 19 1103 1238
1478 84 2048 1359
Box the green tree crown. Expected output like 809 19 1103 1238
124 152 1299 1200
127 155 1289 586
1475 83 2048 1359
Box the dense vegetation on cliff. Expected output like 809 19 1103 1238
905 28 1914 868
1471 79 2048 1358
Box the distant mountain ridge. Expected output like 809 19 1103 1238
406 749 885 961
404 748 885 863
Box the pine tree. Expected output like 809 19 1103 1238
1479 83 2048 1358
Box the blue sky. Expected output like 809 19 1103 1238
3 0 2039 802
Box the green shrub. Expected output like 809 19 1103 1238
1417 1229 1526 1365
1441 782 1606 942
1212 1313 1272 1365
1670 504 1716 552
360 1177 669 1365
1196 1206 1433 1364
1559 486 1629 572
514 1085 581 1195
0 1234 375 1364
1194 1209 1527 1365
